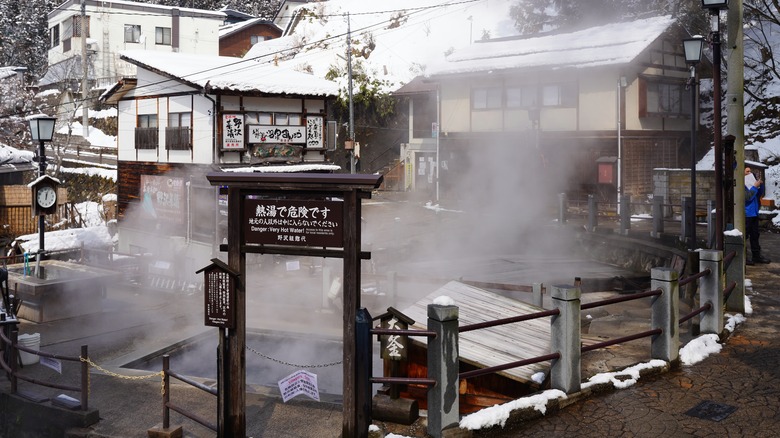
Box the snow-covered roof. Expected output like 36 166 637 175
0 66 24 81
0 145 34 165
120 50 339 97
426 15 676 77
219 18 279 39
48 0 226 20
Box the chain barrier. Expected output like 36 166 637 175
245 345 342 368
80 356 166 395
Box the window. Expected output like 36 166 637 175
250 35 267 45
125 24 141 43
156 27 171 45
166 112 192 150
645 80 690 117
472 88 502 109
506 85 537 108
136 115 158 149
49 25 60 48
541 83 577 107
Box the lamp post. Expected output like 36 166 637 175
683 36 704 250
28 115 57 254
702 0 728 250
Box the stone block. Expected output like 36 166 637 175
147 424 183 438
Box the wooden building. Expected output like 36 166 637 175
416 15 709 203
219 18 282 58
100 50 340 278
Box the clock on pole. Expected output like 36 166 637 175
29 175 60 216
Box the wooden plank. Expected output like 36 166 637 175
401 281 553 382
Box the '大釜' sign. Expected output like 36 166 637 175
243 198 343 247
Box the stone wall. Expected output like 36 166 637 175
653 169 715 218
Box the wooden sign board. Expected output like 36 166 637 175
243 198 343 247
198 260 238 329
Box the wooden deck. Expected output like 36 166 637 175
401 281 552 383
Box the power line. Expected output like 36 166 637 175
2 0 483 121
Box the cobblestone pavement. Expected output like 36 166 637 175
475 230 780 438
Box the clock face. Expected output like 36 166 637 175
37 186 56 209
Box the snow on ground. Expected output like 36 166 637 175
57 121 117 148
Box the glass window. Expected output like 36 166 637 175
646 80 689 116
50 25 60 48
250 35 266 45
156 27 171 45
168 112 191 128
472 88 502 109
541 83 577 107
138 114 158 128
275 113 289 125
288 114 302 125
125 24 141 43
506 85 537 108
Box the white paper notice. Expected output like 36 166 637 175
278 370 320 403
40 356 62 374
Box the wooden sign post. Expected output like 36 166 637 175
206 172 382 438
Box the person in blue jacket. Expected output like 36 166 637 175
745 166 771 265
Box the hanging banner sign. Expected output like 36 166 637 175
243 198 343 247
278 370 320 403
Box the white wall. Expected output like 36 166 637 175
47 2 223 82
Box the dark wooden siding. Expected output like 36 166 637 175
219 23 282 58
117 162 177 219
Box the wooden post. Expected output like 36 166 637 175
355 308 372 435
226 187 246 437
343 189 363 437
81 345 89 410
163 354 170 429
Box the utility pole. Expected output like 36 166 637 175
727 0 745 234
81 0 89 139
346 13 355 174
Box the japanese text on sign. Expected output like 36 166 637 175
278 370 320 403
247 125 305 144
380 317 407 360
306 116 324 148
243 198 343 247
140 175 184 224
205 270 235 328
223 114 244 149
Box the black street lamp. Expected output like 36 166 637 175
683 36 704 250
702 0 728 250
28 115 57 254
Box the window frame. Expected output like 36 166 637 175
165 112 192 150
639 76 691 118
124 24 141 43
135 114 159 150
155 26 171 45
472 87 503 110
50 25 60 48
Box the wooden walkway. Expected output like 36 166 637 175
401 281 552 383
